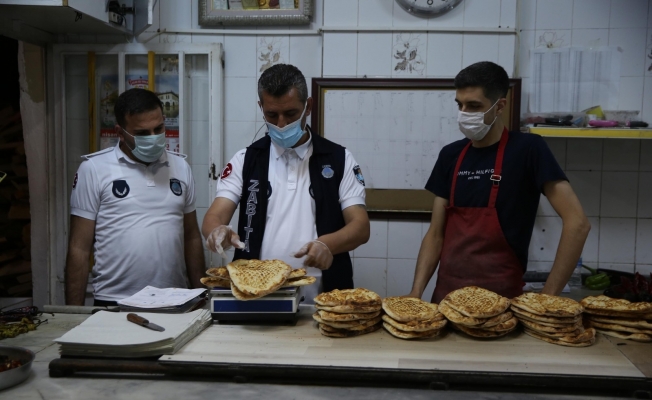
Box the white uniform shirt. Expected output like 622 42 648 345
216 131 366 301
70 144 196 301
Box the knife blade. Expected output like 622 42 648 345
126 313 165 332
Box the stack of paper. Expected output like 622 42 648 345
117 286 207 313
54 309 212 358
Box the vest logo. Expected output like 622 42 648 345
112 180 130 198
353 165 365 186
243 179 259 253
322 165 334 179
170 178 183 196
72 173 78 189
220 163 233 180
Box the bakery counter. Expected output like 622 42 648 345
3 307 651 399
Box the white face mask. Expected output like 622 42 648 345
457 100 499 141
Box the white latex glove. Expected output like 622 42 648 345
205 225 245 257
293 240 333 271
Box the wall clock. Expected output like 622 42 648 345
395 0 464 18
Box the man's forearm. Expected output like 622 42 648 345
185 236 206 288
317 217 369 255
542 218 591 295
409 233 443 298
65 251 91 305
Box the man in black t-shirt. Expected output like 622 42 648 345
407 62 590 303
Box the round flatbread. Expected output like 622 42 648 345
583 309 652 319
381 314 448 332
452 322 517 338
313 313 382 330
476 311 514 329
227 259 292 298
524 328 595 347
200 276 230 288
439 300 488 326
382 322 441 340
317 310 381 322
281 276 316 287
519 318 583 333
206 266 230 279
443 286 510 318
318 322 381 338
480 316 519 332
511 308 580 326
580 295 652 314
586 315 652 330
594 328 652 342
315 304 382 314
314 288 381 307
511 293 583 317
230 281 259 300
288 268 307 279
587 320 652 335
382 297 439 322
525 327 595 343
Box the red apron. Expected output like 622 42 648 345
432 129 524 303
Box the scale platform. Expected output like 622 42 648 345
209 286 304 325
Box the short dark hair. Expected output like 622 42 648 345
257 64 308 103
114 88 163 127
454 61 510 102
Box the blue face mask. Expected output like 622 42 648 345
123 129 166 163
263 102 308 149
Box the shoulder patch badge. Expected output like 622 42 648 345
353 165 365 186
112 180 130 198
170 178 183 196
72 173 78 189
220 163 233 180
321 165 334 179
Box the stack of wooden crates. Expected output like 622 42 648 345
0 104 31 298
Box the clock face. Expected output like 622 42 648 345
395 0 464 18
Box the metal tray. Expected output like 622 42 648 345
0 345 35 391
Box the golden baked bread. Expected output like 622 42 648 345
281 276 316 288
200 276 230 288
593 328 652 342
511 293 583 317
524 328 596 347
525 327 594 343
314 288 381 307
519 318 583 333
381 296 439 322
313 313 382 330
381 314 447 332
580 295 652 314
382 322 441 340
443 286 510 318
315 304 382 313
206 266 230 279
318 323 381 338
230 281 259 300
439 300 488 326
317 310 381 322
586 315 652 330
227 259 292 298
511 306 581 325
479 316 519 332
452 322 516 338
288 268 307 279
587 320 652 335
476 311 514 329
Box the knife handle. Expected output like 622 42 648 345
127 313 149 325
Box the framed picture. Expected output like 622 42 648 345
311 78 522 218
198 0 313 26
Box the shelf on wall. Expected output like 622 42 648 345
528 127 652 139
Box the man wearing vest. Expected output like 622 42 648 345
407 61 591 303
203 64 370 301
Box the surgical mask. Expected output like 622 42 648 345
122 129 166 163
263 102 308 149
457 100 499 141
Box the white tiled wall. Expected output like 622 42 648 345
61 0 652 300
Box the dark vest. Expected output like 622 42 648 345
234 128 354 292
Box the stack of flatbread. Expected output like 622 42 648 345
439 286 518 339
200 259 316 300
381 297 447 340
511 293 594 347
313 288 382 338
581 295 652 343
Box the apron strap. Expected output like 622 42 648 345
449 127 509 208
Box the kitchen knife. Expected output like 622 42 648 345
126 313 165 332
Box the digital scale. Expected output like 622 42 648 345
209 286 304 325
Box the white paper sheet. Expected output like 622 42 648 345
117 286 207 308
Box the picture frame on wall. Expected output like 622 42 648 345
198 0 313 26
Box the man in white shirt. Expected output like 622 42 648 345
65 88 205 306
203 64 369 300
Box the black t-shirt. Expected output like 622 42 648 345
425 131 567 270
